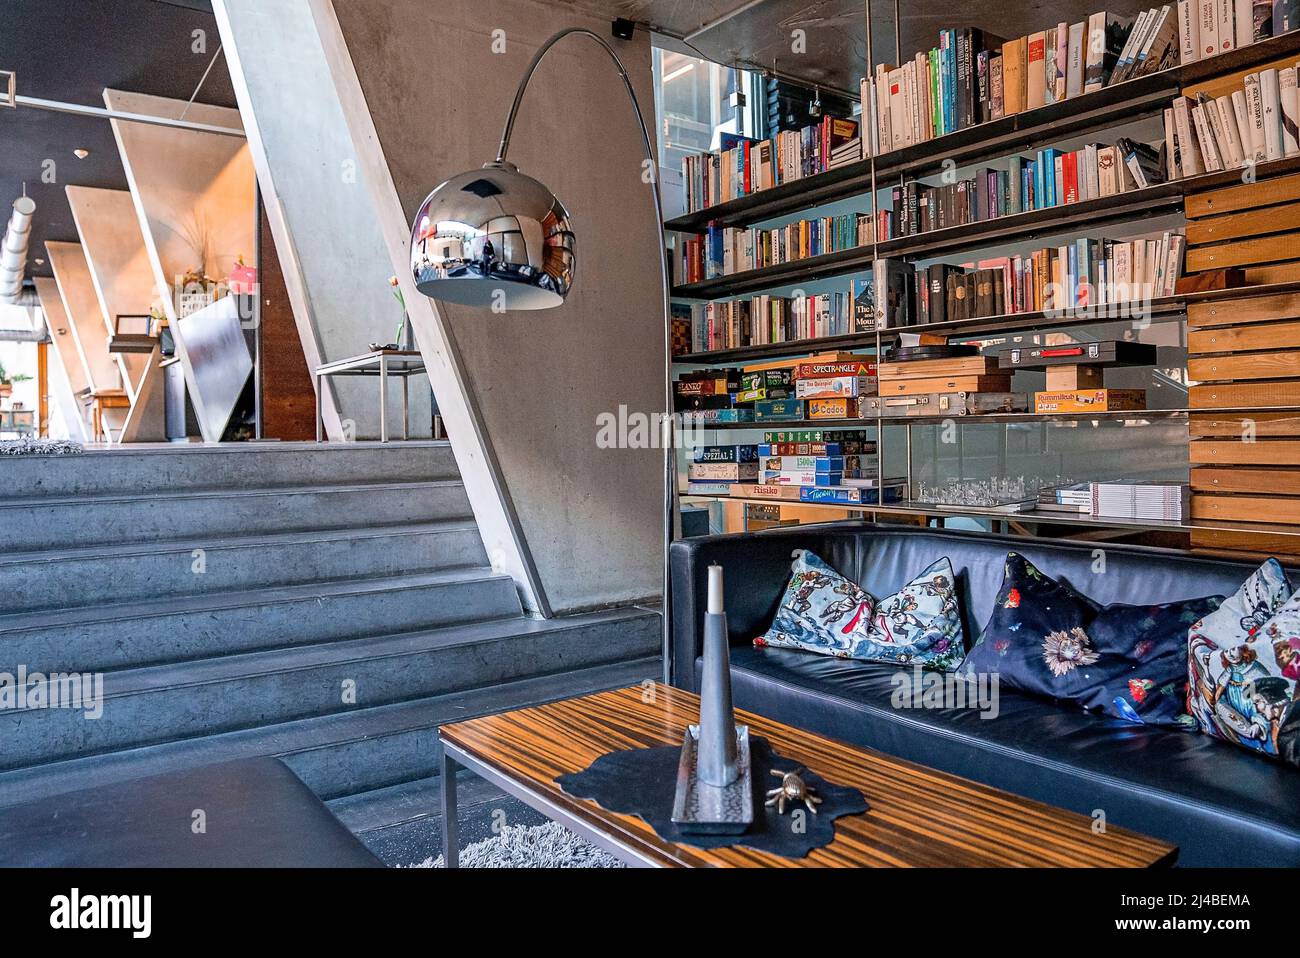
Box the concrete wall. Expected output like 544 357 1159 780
212 0 431 441
309 0 667 613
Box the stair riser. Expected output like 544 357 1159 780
0 617 661 770
0 576 522 674
0 483 472 551
1 527 488 612
8 445 458 498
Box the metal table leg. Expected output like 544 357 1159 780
439 741 459 869
402 375 409 441
379 356 389 443
315 373 323 442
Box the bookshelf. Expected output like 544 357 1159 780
665 12 1300 552
665 30 1300 235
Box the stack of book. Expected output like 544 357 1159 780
1164 62 1300 178
830 136 863 170
900 230 1185 325
1178 0 1300 66
859 13 1143 156
1036 483 1095 513
680 117 860 214
680 211 870 282
1090 481 1190 519
685 287 861 352
879 140 1161 243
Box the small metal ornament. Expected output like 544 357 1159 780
765 767 823 815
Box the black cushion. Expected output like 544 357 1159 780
671 524 1300 866
0 757 383 867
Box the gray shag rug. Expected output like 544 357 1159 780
407 821 625 869
0 438 83 456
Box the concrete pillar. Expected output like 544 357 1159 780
306 0 667 613
211 0 431 441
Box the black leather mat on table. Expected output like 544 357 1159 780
555 735 868 857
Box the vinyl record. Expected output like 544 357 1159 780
885 344 981 362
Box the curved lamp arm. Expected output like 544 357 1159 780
496 28 677 683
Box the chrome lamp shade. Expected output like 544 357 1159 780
409 160 575 311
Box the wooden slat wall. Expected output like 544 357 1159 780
1185 171 1300 556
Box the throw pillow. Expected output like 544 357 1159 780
755 550 965 670
960 552 1222 726
1187 558 1300 762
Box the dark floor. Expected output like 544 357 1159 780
328 772 548 867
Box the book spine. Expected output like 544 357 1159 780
1284 68 1300 156
1179 0 1201 61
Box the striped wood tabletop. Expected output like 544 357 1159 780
438 685 1177 868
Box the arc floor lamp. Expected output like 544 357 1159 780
408 27 677 684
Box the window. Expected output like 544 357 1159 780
652 47 761 195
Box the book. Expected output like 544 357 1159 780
1086 11 1132 90
1115 8 1153 81
1067 21 1087 97
1246 72 1268 161
1235 0 1255 45
1199 0 1220 56
1285 67 1300 156
1027 31 1048 108
1192 99 1225 170
1262 67 1285 160
1003 35 1027 114
1173 96 1206 175
1216 94 1246 165
1218 0 1237 50
1054 22 1069 99
1277 0 1300 34
1178 0 1202 61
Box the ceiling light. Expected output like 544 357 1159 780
73 149 89 159
663 62 695 83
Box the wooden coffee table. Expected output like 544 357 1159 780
437 685 1177 868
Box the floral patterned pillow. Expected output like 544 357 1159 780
755 550 966 670
1187 558 1300 763
960 553 1222 726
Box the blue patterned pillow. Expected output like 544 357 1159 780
960 553 1222 726
755 550 965 670
1187 558 1300 762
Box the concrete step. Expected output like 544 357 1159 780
0 479 472 551
0 567 523 674
0 520 488 612
0 608 662 770
0 653 660 807
8 441 458 498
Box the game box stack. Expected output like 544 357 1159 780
675 368 755 424
686 443 760 496
867 344 1029 416
728 431 906 505
998 339 1156 412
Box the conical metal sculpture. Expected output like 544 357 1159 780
672 564 753 833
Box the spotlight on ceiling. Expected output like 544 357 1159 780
73 149 89 159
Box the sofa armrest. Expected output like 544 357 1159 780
668 522 875 689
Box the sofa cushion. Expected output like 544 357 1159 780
756 549 965 670
960 552 1222 726
722 644 1300 866
1190 579 1300 765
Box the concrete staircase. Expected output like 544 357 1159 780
0 443 659 859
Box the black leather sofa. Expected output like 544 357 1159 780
670 523 1300 866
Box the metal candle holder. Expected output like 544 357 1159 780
671 564 753 834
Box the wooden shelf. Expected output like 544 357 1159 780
664 30 1300 235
